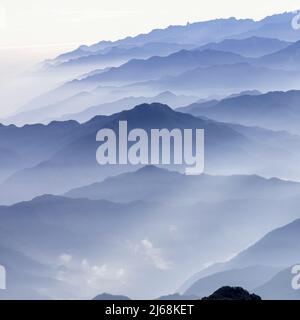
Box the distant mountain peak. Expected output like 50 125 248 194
131 102 174 114
136 165 163 173
202 286 261 300
135 165 180 176
93 293 131 300
155 91 177 98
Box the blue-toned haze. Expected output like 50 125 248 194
0 3 300 300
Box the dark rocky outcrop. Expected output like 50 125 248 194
202 286 261 300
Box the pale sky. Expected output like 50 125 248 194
0 0 299 50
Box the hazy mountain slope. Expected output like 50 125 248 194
188 217 300 291
0 147 23 182
148 63 300 93
255 267 300 300
230 218 300 268
80 49 248 84
52 42 194 70
0 147 21 167
0 195 157 257
58 91 199 122
50 12 300 67
27 12 300 116
0 103 251 203
51 45 92 63
185 266 280 297
26 14 300 117
197 36 290 57
2 103 300 204
179 90 300 134
0 120 80 175
0 196 177 299
0 244 73 300
2 192 300 298
6 91 198 125
237 12 300 42
65 166 300 204
41 43 197 80
48 17 258 65
5 92 95 125
257 40 300 70
3 9 300 301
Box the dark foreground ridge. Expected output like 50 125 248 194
202 286 262 300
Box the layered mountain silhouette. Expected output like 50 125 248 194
45 42 195 74
255 267 300 300
6 91 198 125
3 10 300 300
2 186 300 299
79 49 249 84
0 103 246 203
142 63 300 93
48 12 300 69
185 265 279 297
237 12 300 42
0 195 166 299
58 91 198 123
179 90 300 134
65 165 300 204
184 217 300 300
46 18 258 67
3 103 300 203
257 40 300 70
197 36 290 57
229 218 300 268
23 18 300 122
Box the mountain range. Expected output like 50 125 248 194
64 165 300 204
17 30 300 125
44 42 195 75
78 49 249 85
256 40 300 70
197 36 290 57
183 217 300 299
5 91 199 125
2 164 300 299
178 90 300 134
47 12 300 68
3 103 300 203
2 10 300 300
